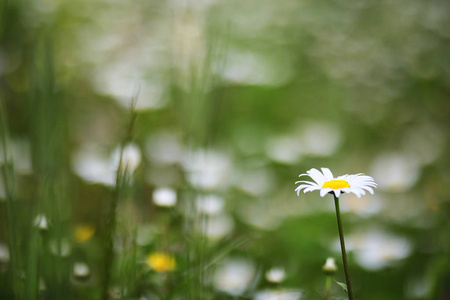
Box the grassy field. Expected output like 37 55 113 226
1 0 450 299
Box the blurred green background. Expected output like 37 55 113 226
1 0 450 299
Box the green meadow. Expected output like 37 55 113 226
1 0 450 299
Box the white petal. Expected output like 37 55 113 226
353 180 377 189
295 183 314 189
347 175 377 189
352 175 376 184
307 168 326 185
345 176 361 184
362 186 374 194
295 180 315 185
353 191 363 198
341 187 352 193
336 175 345 180
304 186 321 193
321 168 334 181
348 187 366 197
320 188 330 197
344 187 362 198
295 184 312 195
334 189 341 197
337 174 350 180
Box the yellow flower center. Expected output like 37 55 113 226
322 180 350 189
146 252 176 272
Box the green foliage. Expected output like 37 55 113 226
1 0 450 300
335 280 348 293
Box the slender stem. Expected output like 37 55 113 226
333 195 353 300
0 103 23 299
325 275 332 300
101 99 138 300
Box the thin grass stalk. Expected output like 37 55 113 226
333 195 353 300
101 95 138 300
0 101 23 299
24 229 40 300
28 33 71 299
177 14 227 299
126 228 138 298
324 275 332 300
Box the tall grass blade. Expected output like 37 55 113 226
0 99 23 299
101 92 139 300
27 32 71 299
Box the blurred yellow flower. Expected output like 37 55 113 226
146 252 175 272
74 224 95 243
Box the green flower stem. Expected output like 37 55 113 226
325 275 332 300
333 195 353 300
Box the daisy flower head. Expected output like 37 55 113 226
295 168 377 198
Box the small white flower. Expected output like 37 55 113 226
335 230 412 271
0 243 10 263
112 143 142 175
34 214 49 230
295 168 377 198
253 289 303 300
72 146 115 186
265 267 286 283
152 188 177 207
73 262 90 278
196 194 224 215
370 152 419 192
322 257 338 275
213 258 256 296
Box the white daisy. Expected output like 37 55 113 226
295 168 377 198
